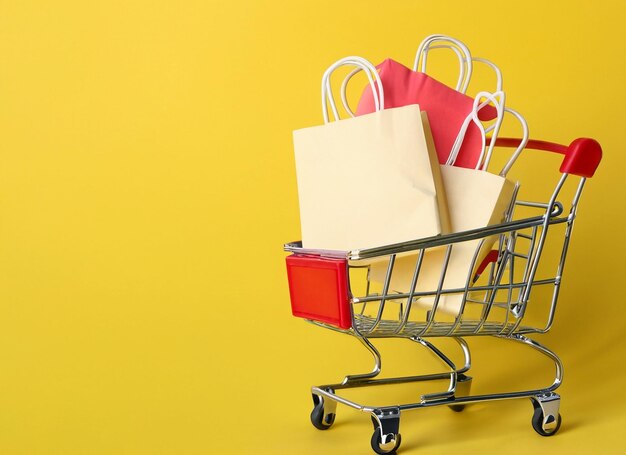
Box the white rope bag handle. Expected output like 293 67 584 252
447 92 529 176
447 91 505 169
413 34 473 93
321 56 384 124
414 35 503 93
473 57 503 92
337 36 503 119
498 108 529 176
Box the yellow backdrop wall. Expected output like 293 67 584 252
0 1 624 454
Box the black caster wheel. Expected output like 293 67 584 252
449 374 471 412
448 404 466 412
531 405 561 436
310 394 335 430
370 428 401 455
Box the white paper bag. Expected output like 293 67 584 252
369 92 528 314
292 56 450 252
371 165 516 313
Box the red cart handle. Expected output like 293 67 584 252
488 137 602 178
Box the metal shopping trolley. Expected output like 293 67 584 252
284 137 602 454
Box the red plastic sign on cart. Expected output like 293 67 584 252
286 255 351 329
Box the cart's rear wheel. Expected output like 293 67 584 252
448 404 466 412
531 405 561 436
448 374 472 412
310 394 335 430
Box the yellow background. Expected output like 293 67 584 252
1 1 625 453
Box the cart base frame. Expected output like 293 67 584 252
309 332 563 453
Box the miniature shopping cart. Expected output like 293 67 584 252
284 137 601 454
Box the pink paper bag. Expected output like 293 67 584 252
356 58 496 168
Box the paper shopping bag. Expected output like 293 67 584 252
356 58 497 169
368 91 524 314
293 105 450 251
368 165 516 313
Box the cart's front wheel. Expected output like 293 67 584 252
370 428 401 455
310 394 335 430
531 405 562 436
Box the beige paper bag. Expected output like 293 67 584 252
369 165 516 313
369 92 524 314
292 57 450 251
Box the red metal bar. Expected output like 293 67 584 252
488 137 602 178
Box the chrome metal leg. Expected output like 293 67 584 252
342 336 382 386
453 337 472 374
500 333 563 392
411 336 458 402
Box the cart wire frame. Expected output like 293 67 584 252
284 137 601 454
